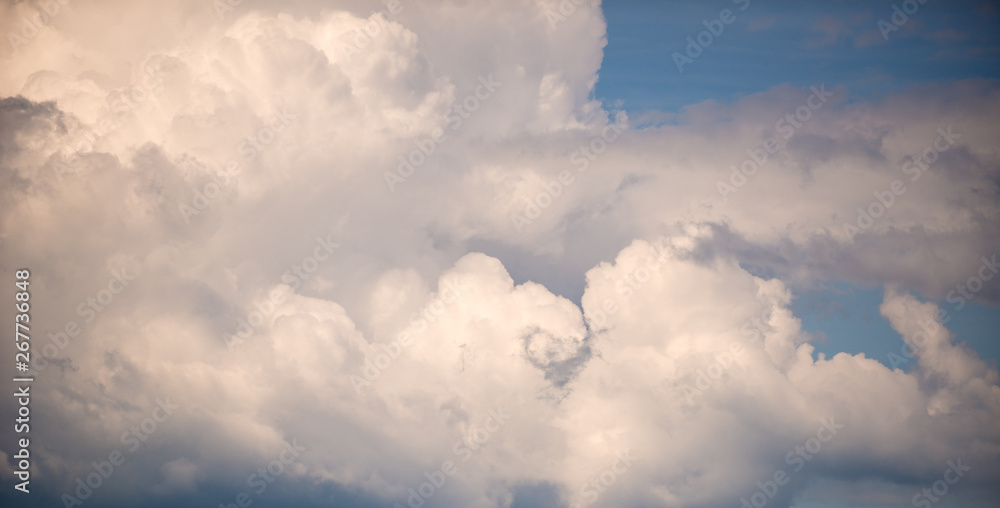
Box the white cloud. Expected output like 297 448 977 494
0 0 998 506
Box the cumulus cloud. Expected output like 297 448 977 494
0 0 998 507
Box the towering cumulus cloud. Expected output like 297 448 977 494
0 0 998 507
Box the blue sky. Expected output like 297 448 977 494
596 0 1000 370
793 284 1000 372
597 0 1000 114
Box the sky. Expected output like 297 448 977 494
0 1 999 507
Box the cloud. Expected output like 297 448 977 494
0 1 998 507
